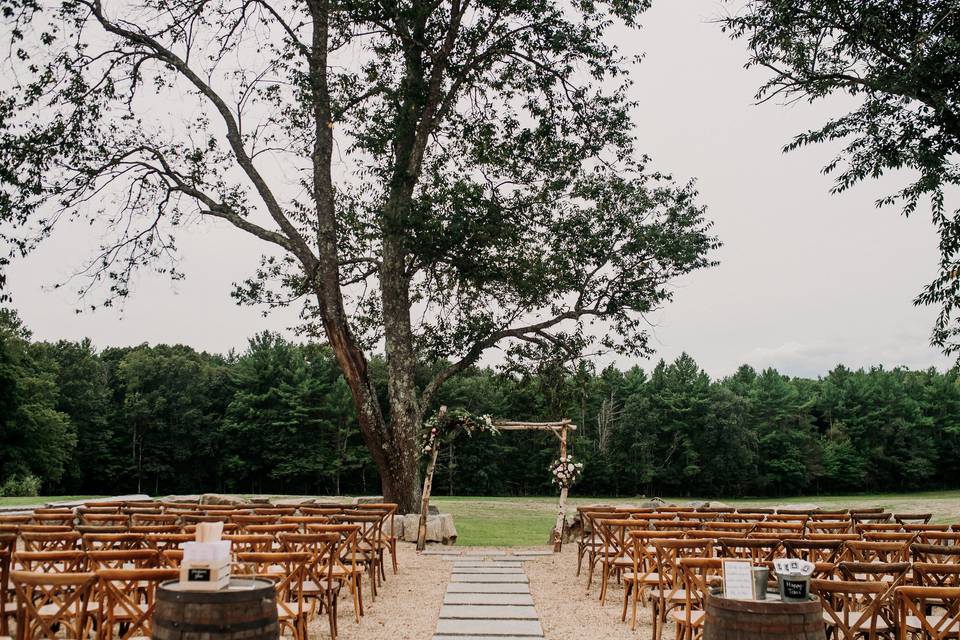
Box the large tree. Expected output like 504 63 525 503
721 1 960 354
0 0 718 510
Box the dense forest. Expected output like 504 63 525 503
2 308 959 500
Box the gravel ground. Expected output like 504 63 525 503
306 544 450 640
526 547 656 640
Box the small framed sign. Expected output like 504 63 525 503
722 560 756 600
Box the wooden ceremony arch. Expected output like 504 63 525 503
416 412 577 552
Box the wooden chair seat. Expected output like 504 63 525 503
647 587 689 601
903 614 957 633
670 609 705 626
822 610 892 632
622 571 660 585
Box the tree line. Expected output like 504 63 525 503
2 309 959 499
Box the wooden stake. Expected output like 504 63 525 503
551 425 569 552
417 406 445 551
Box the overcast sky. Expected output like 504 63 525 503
5 0 955 379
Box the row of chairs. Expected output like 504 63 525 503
0 500 402 640
575 506 960 639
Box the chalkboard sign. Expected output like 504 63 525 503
187 567 211 582
781 577 809 600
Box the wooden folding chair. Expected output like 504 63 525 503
345 508 391 581
895 586 960 639
96 568 178 640
279 532 343 639
331 514 382 600
578 509 618 582
356 503 399 575
307 524 364 622
650 539 712 640
621 531 679 629
9 570 97 639
674 558 723 640
21 530 81 552
235 552 310 640
594 518 643 605
813 578 897 640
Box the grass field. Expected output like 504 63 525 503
433 490 960 546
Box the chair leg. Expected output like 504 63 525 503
576 546 584 577
631 580 640 631
390 540 398 575
621 582 631 622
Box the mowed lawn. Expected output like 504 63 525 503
0 495 101 507
433 490 960 546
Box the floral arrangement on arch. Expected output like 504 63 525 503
420 409 498 456
549 455 583 488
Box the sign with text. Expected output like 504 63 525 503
722 559 756 600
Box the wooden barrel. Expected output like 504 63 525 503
704 591 825 640
153 578 279 639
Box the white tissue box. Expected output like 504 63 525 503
180 541 232 590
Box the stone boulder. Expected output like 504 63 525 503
199 493 248 507
397 513 457 545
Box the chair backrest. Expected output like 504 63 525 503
653 539 713 592
863 532 916 543
838 561 910 585
279 516 330 532
895 586 960 639
21 530 82 551
252 507 298 516
131 513 179 527
752 521 805 535
596 518 641 565
678 558 723 616
145 533 193 551
911 543 960 565
735 508 775 515
807 532 860 542
920 531 960 546
856 523 904 534
702 521 755 533
86 549 159 571
299 507 343 516
332 514 382 552
806 521 851 536
96 568 179 640
159 549 183 568
812 578 892 640
783 538 844 564
844 541 909 563
356 503 398 536
223 534 275 554
81 513 130 528
82 533 147 551
651 519 701 532
244 524 299 536
894 513 932 525
717 537 782 562
13 550 87 573
913 562 960 588
10 570 97 639
232 514 281 527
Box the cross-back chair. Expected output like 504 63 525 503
894 513 933 525
895 586 960 639
356 503 399 575
621 531 680 630
307 524 364 622
650 539 712 640
845 541 910 564
911 544 960 566
13 550 87 573
784 538 845 564
235 552 310 640
813 578 898 640
331 514 383 600
95 568 179 640
278 532 343 639
578 509 618 582
913 562 960 589
9 570 97 640
223 534 275 555
86 549 159 571
674 558 723 640
717 537 782 562
81 533 146 551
